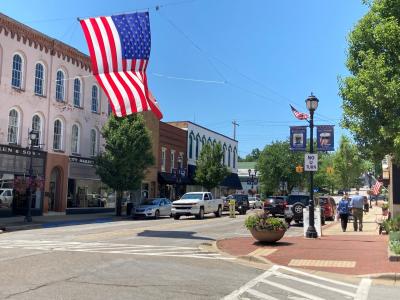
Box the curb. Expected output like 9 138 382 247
1 224 43 232
358 273 398 280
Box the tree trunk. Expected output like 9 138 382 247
116 190 122 216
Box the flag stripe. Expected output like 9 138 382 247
96 74 121 116
80 20 99 75
100 17 118 73
123 71 147 111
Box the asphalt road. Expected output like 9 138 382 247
0 210 398 300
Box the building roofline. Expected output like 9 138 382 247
167 121 238 143
0 12 91 70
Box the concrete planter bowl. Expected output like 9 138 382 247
249 228 286 243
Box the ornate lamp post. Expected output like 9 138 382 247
25 130 38 223
248 168 257 194
305 94 319 239
176 155 183 199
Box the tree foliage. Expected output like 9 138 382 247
340 0 400 162
95 114 154 215
195 143 229 191
257 140 305 195
239 148 261 162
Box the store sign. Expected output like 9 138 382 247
290 126 307 151
0 144 46 159
69 156 95 165
304 154 318 171
316 125 334 151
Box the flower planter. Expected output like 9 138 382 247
249 228 286 243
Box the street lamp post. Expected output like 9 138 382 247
248 169 257 194
305 94 319 239
25 130 38 223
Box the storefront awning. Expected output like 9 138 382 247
221 173 243 190
158 172 192 185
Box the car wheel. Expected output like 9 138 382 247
173 215 180 220
215 206 222 217
196 207 204 220
154 210 160 219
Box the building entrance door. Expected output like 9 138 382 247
49 168 61 211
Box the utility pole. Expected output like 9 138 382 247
232 120 239 140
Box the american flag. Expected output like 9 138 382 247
290 105 309 120
80 12 162 119
372 180 383 196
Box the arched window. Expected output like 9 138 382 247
189 134 193 159
202 136 206 146
222 144 227 165
11 54 23 88
91 85 98 113
228 146 232 167
53 119 63 150
73 78 81 107
32 115 41 147
55 70 65 102
233 148 237 168
71 124 80 154
7 109 19 144
34 63 44 96
90 129 98 156
196 135 201 159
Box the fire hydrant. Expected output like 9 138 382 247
229 199 236 218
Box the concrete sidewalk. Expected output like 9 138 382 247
0 212 123 232
217 203 400 277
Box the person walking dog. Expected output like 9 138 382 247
337 193 350 232
350 195 364 231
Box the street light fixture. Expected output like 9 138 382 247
25 130 38 223
176 155 183 200
305 94 319 239
248 168 257 191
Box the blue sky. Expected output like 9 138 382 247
1 0 368 157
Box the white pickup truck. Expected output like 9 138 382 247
171 192 223 220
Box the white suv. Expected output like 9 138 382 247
0 188 13 208
248 196 263 209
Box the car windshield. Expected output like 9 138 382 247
181 193 203 200
142 199 161 205
288 195 309 205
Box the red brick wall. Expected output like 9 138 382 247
159 122 187 173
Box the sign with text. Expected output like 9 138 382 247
304 154 318 171
317 125 334 151
290 126 307 151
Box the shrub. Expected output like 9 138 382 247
390 240 400 255
383 215 400 232
389 231 400 242
245 211 288 231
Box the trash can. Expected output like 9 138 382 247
127 203 134 216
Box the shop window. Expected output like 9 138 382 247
53 119 63 150
7 109 19 144
73 78 81 107
11 54 23 89
67 179 112 208
55 70 65 102
34 63 45 96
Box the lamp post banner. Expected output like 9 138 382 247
290 126 307 151
316 125 334 151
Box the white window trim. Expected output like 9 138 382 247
73 77 82 107
53 118 64 151
11 52 24 89
55 69 66 102
32 113 43 148
71 124 80 154
7 108 20 145
91 84 99 113
161 147 166 172
90 129 98 157
34 62 46 96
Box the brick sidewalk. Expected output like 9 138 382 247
217 204 400 276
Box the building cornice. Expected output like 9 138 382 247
0 13 91 71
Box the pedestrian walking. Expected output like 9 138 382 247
337 193 350 232
350 195 364 231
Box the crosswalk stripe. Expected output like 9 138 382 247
247 289 279 300
260 279 326 300
0 239 232 260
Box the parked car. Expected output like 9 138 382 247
171 192 223 220
248 196 263 209
134 198 172 219
263 196 287 217
223 194 250 215
284 194 325 225
0 188 13 208
319 196 337 221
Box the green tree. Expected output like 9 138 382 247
314 153 338 194
195 143 229 191
340 0 400 162
333 136 365 190
95 114 154 216
239 148 261 162
257 140 305 195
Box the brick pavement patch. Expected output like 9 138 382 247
289 259 356 268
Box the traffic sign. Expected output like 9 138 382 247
304 154 318 171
